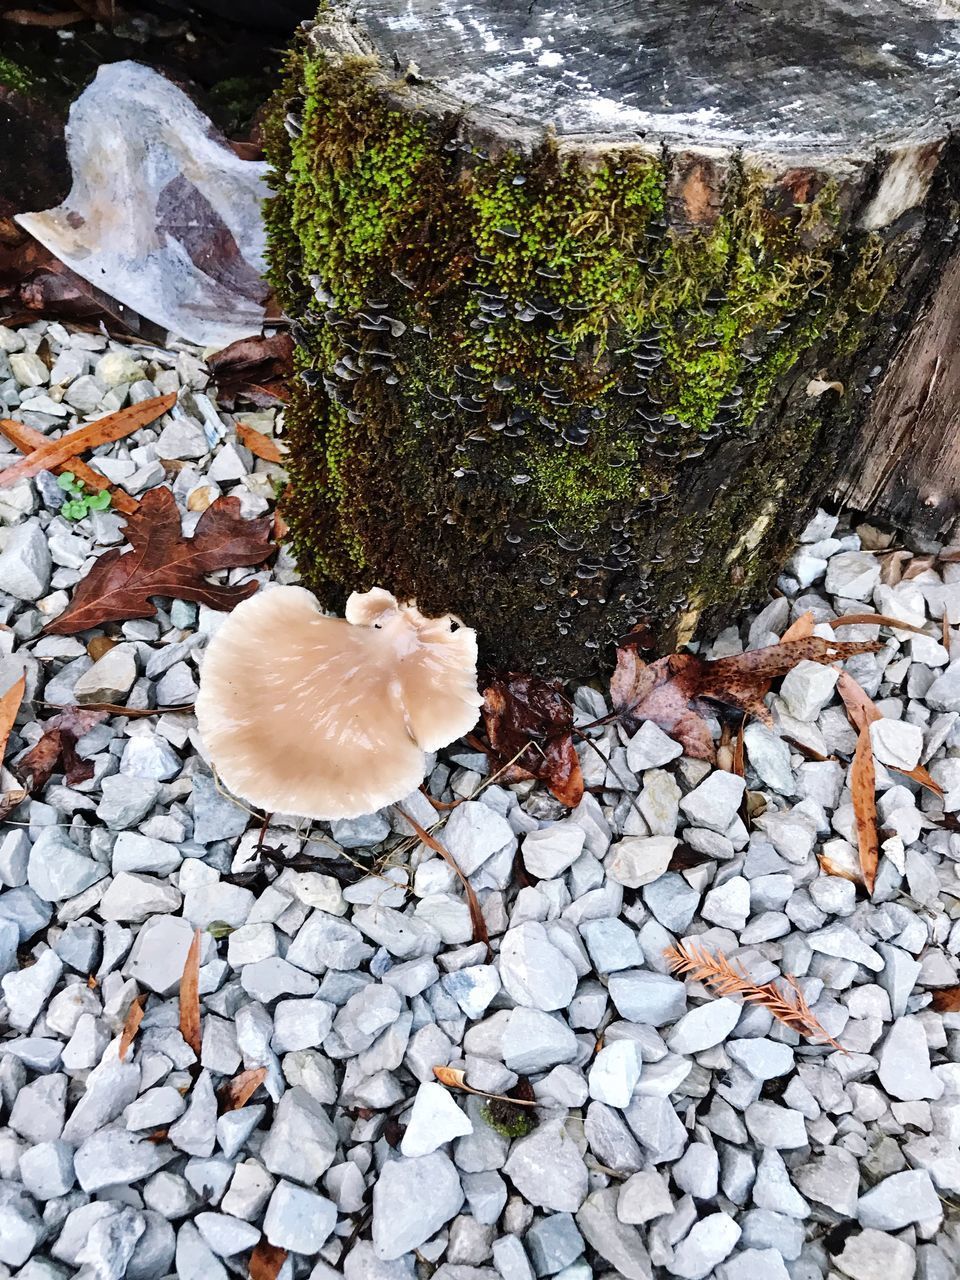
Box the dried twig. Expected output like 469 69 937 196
664 941 845 1051
398 807 490 958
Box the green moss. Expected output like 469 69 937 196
264 14 908 669
480 1101 537 1139
0 55 32 94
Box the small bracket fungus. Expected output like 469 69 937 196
195 586 483 820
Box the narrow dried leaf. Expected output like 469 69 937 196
0 393 176 488
930 986 960 1013
851 725 879 896
219 1066 268 1112
779 611 815 643
732 721 745 778
45 486 274 635
119 993 145 1061
248 1239 288 1280
432 1064 539 1106
837 672 943 796
944 614 951 651
0 417 139 514
236 422 285 463
178 930 202 1056
880 549 912 586
832 612 928 635
399 808 490 957
0 674 26 765
665 942 844 1049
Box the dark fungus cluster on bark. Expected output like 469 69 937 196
263 5 960 672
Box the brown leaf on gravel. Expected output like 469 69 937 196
178 930 202 1057
45 485 274 635
482 673 584 807
0 788 27 820
207 333 294 408
930 987 960 1013
832 612 928 635
399 807 490 957
609 637 882 763
119 993 145 1061
219 1066 268 1112
248 1239 288 1280
0 393 176 488
779 611 816 643
851 725 879 896
14 705 110 792
236 422 285 463
2 8 86 25
0 673 25 765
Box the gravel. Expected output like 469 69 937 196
3 318 960 1278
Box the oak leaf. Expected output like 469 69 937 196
482 673 584 807
45 486 274 634
610 636 881 763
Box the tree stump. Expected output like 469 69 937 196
265 0 960 671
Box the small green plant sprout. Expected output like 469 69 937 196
57 472 113 521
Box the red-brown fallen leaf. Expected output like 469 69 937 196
609 637 882 763
851 724 879 896
2 8 86 25
248 1239 287 1280
236 422 285 463
178 930 202 1057
0 393 176 488
0 417 139 515
837 672 943 796
119 993 145 1061
482 673 584 807
45 486 274 635
399 807 490 957
14 705 110 792
931 986 960 1013
219 1066 268 1112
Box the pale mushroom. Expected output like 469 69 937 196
195 585 483 820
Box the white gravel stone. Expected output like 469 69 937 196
626 721 683 771
869 717 924 770
778 660 840 720
504 1119 589 1212
0 523 51 601
264 1180 338 1253
588 1040 642 1107
668 1212 741 1279
371 1152 464 1260
668 998 742 1055
522 822 586 878
498 921 578 1011
401 1082 474 1156
680 772 746 832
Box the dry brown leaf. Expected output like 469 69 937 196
481 674 584 807
219 1066 268 1112
14 705 110 792
879 549 912 587
433 1064 539 1106
236 422 285 463
206 333 294 409
944 614 951 651
832 612 928 635
665 942 844 1050
0 673 25 765
45 486 274 635
178 930 202 1056
0 393 176 488
780 611 815 643
930 986 960 1013
0 417 139 514
248 1239 288 1280
851 725 879 896
0 788 27 821
119 993 145 1061
2 8 86 25
399 808 490 957
609 636 881 763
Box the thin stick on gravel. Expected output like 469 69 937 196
665 941 845 1051
118 993 145 1061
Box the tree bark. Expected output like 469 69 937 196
265 0 960 671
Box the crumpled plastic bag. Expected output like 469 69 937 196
17 61 271 351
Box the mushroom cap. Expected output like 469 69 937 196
195 585 483 820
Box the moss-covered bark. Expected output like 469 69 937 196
264 14 956 672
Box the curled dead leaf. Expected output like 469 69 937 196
219 1066 268 1112
482 674 584 807
119 993 145 1061
432 1064 538 1107
851 725 879 896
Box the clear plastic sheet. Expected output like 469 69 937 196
17 61 271 351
